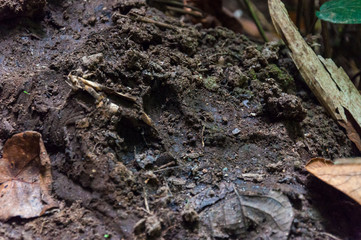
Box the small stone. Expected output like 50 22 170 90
75 118 90 129
81 53 103 69
293 160 302 170
168 176 186 186
185 152 202 160
266 161 283 173
232 128 240 135
218 56 225 65
87 16 97 26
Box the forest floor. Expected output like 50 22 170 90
0 0 361 239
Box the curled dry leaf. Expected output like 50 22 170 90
0 131 58 221
306 158 361 205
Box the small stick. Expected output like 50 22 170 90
130 13 180 31
143 187 150 214
166 6 203 18
321 20 331 58
242 0 268 42
92 142 101 154
163 177 173 197
151 0 203 13
158 161 176 169
319 232 343 240
296 0 303 29
201 124 205 148
153 166 181 173
78 75 138 103
233 185 248 229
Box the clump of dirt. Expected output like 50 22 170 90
0 0 46 21
0 0 360 239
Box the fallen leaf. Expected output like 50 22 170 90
306 158 361 205
195 184 294 239
0 131 57 221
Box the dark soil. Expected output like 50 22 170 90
0 0 361 239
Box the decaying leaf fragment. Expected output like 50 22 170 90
306 158 361 205
197 186 294 239
269 0 361 151
67 73 156 128
0 131 57 221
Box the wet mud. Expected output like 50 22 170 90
0 0 360 239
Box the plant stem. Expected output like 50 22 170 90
243 0 268 42
321 20 331 58
296 0 303 30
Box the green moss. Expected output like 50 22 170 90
247 69 257 80
266 64 295 91
203 76 219 91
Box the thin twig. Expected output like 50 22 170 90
321 20 331 58
166 6 203 18
143 187 150 214
129 13 180 31
233 185 248 229
201 124 205 148
243 0 268 42
151 0 204 13
153 166 181 173
158 161 176 169
296 0 303 29
318 232 343 240
163 177 173 197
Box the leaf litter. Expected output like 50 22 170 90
189 183 294 239
0 0 358 238
0 131 58 221
306 157 361 206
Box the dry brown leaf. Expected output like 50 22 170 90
306 158 361 205
0 131 58 221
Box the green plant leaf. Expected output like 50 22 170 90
316 0 361 24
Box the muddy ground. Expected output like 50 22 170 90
0 0 361 239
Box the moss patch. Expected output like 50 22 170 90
203 76 219 91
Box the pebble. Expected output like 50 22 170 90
81 53 103 69
232 128 241 135
168 176 186 186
